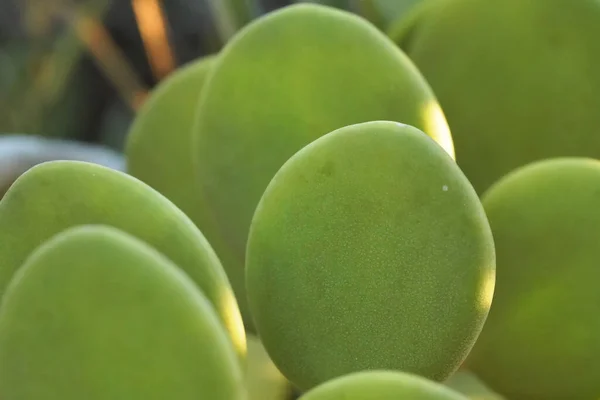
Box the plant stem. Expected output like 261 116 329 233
131 0 177 81
68 10 149 111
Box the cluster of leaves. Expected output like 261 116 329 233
1 0 600 399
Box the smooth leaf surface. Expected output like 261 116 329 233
246 121 493 390
195 4 454 323
124 55 253 331
0 225 244 400
0 160 246 359
468 158 600 400
393 0 600 194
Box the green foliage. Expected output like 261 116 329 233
124 54 260 331
2 0 600 398
299 371 468 399
0 160 245 358
467 158 600 400
0 225 244 400
126 55 216 230
391 0 600 194
246 121 493 390
192 4 453 332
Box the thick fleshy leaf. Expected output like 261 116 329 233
194 4 454 326
124 55 253 330
392 0 600 194
468 158 600 400
246 121 493 390
0 160 246 359
0 225 244 400
126 55 216 229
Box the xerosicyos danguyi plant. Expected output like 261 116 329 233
125 2 455 333
0 160 245 358
390 0 600 195
0 225 245 400
246 121 495 391
10 0 591 398
466 158 600 400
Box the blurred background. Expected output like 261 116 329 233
0 0 415 148
0 0 280 148
0 0 418 194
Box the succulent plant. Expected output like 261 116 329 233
125 3 454 334
466 158 600 400
124 55 245 324
126 55 217 233
1 1 599 398
0 160 246 358
194 3 453 330
0 225 245 400
390 0 600 194
246 121 493 390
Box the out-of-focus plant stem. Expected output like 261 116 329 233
67 7 149 111
131 0 176 81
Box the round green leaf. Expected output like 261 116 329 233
126 55 217 229
392 0 600 194
246 121 494 390
299 371 468 400
124 55 253 330
467 158 600 400
194 3 455 320
0 160 246 358
0 225 244 399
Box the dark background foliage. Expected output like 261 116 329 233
0 0 385 153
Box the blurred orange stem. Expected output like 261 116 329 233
131 0 176 81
